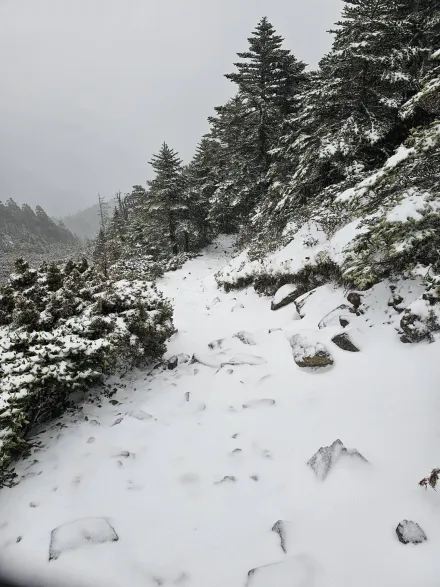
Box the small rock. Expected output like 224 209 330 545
250 475 259 482
208 338 225 350
176 353 191 364
87 437 96 444
233 331 256 345
272 520 291 553
16 536 22 543
232 433 239 439
112 417 123 426
168 356 179 370
396 520 427 544
331 333 359 352
231 448 242 455
271 284 299 311
347 292 362 309
117 451 131 458
184 391 190 402
231 303 245 312
339 316 350 328
243 399 276 409
215 476 236 484
207 297 221 310
289 333 334 368
307 439 367 480
29 502 39 508
109 399 119 406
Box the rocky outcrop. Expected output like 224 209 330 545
271 284 299 311
289 333 334 368
307 439 367 480
331 333 359 352
396 520 427 544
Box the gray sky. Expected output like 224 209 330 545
0 0 342 217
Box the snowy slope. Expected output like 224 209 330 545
1 236 440 587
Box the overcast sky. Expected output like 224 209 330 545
0 0 342 217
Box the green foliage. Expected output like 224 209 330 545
0 258 174 487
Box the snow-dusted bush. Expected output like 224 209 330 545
0 258 174 487
109 256 164 282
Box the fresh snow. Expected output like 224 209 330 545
1 237 440 587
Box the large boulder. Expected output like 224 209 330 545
289 333 334 368
271 284 299 311
307 439 367 480
400 290 440 342
396 520 427 544
49 517 118 561
331 333 360 352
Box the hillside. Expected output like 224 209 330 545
0 3 439 586
61 199 117 241
0 237 439 587
0 199 80 282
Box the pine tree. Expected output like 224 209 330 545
148 143 185 256
262 0 440 243
208 18 306 235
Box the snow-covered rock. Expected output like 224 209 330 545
331 332 360 352
271 284 299 311
49 517 118 561
307 439 367 480
294 290 316 317
289 333 334 368
231 303 245 312
396 520 427 545
208 338 225 349
318 304 351 329
233 331 256 345
271 520 294 553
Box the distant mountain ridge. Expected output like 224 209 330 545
61 199 116 241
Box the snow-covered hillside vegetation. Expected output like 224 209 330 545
1 2 439 585
1 238 440 587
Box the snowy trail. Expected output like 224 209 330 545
1 237 440 587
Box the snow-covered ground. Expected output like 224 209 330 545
1 236 440 587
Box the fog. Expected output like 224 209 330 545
0 0 342 216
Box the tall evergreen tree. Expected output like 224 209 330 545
208 18 307 235
148 143 185 256
261 0 440 243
